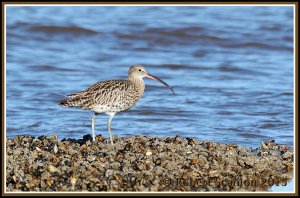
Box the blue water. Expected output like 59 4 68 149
6 5 294 149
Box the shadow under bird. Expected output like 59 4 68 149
59 64 175 145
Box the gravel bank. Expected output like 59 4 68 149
6 135 293 191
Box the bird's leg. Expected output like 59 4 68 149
92 113 98 142
107 112 116 145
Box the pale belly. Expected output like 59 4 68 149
90 104 134 114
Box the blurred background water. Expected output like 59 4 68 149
6 5 294 149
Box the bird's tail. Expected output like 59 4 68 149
59 98 83 108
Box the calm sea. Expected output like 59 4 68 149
6 5 294 149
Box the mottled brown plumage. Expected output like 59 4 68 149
60 80 142 112
59 64 175 145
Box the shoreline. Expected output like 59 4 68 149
6 135 294 192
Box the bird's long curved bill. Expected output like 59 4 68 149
145 73 175 94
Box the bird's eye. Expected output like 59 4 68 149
138 69 142 72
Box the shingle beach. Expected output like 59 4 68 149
6 135 293 191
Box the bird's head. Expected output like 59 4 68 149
129 64 175 94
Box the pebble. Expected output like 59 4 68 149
48 165 60 173
282 151 293 159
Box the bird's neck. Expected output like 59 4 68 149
128 75 145 95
